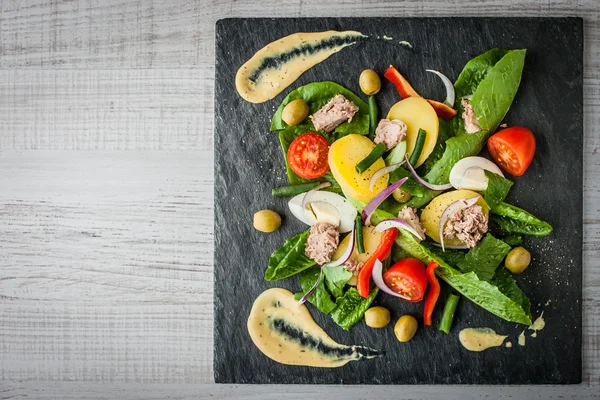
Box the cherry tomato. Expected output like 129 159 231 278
287 133 330 179
487 127 536 177
383 258 428 302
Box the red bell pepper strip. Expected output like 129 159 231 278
356 228 398 298
384 66 457 121
423 261 440 326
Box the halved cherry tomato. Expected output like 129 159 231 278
287 133 330 179
487 127 536 177
423 261 440 326
383 258 428 302
357 228 398 298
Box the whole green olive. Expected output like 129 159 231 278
505 246 531 274
364 306 391 328
392 188 412 203
359 69 381 95
282 99 309 126
394 315 418 342
253 210 282 233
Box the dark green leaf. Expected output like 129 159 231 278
422 242 467 267
501 234 523 246
265 230 316 281
483 171 513 209
491 202 553 237
456 234 511 281
490 267 532 321
330 287 378 330
296 267 337 314
323 266 352 299
454 48 509 98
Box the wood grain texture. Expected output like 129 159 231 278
0 0 599 397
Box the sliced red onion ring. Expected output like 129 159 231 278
324 225 356 268
369 162 405 193
426 69 455 108
372 259 411 301
297 266 324 305
361 177 408 226
438 197 480 251
301 181 332 209
373 218 424 240
431 242 470 250
405 155 453 191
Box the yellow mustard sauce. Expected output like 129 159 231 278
236 31 364 103
459 328 507 352
247 288 381 367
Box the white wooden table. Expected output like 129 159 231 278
1 1 598 398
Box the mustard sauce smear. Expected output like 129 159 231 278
459 328 507 352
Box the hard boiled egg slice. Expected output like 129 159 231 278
288 191 357 233
449 156 504 191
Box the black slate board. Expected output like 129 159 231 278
214 17 583 384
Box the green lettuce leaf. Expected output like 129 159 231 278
295 267 337 314
323 266 353 299
490 267 532 321
271 81 369 134
491 202 553 237
456 234 511 281
330 287 378 330
483 171 513 209
454 48 509 99
501 234 523 246
265 230 316 281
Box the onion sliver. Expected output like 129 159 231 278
301 181 331 209
372 259 411 300
374 218 423 240
362 177 408 226
426 69 455 107
297 266 324 305
438 197 480 251
325 225 356 268
405 155 453 191
369 163 404 193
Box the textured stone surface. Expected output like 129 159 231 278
214 17 583 384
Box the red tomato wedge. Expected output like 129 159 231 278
487 127 536 177
383 258 428 302
287 133 330 179
357 228 398 298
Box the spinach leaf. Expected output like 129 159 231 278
483 171 513 209
490 267 532 321
491 202 553 237
271 82 369 134
330 287 378 330
295 267 337 314
456 234 511 281
424 49 526 184
265 230 316 281
323 266 352 299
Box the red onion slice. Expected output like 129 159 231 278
362 177 408 226
373 218 424 240
372 259 411 301
426 69 455 108
297 266 324 305
301 181 332 209
438 197 480 251
324 225 356 268
405 155 453 191
369 162 404 193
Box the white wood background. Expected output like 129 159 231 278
1 0 599 398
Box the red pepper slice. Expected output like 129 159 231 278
384 66 457 121
423 261 440 326
356 228 398 298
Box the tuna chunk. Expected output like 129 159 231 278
374 119 407 150
344 256 364 276
398 206 425 240
461 98 481 134
305 222 340 265
443 204 488 248
310 94 359 132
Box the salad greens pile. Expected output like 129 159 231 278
266 48 552 330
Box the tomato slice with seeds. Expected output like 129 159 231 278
487 127 536 177
287 133 330 179
383 258 428 302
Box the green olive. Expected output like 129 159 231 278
394 315 418 342
392 188 412 203
364 306 391 328
282 99 309 126
359 69 381 95
505 246 531 274
253 210 282 233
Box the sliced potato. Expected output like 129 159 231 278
332 226 384 265
420 189 489 244
387 97 439 168
328 134 388 202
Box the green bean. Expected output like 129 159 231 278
355 215 365 254
438 293 460 334
356 143 386 173
368 96 379 139
408 128 427 166
271 182 319 197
